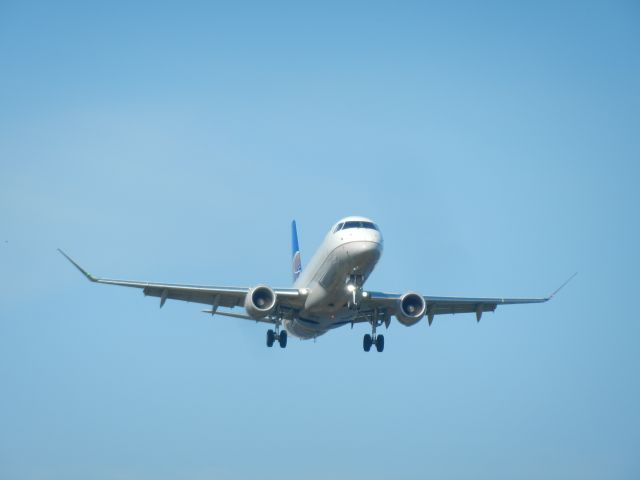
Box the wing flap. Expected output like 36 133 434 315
142 284 244 307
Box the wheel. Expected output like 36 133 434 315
266 329 275 347
279 330 287 348
375 334 384 352
363 334 372 352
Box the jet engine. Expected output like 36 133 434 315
244 285 277 319
396 292 426 326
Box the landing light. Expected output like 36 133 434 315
362 291 369 298
346 284 356 292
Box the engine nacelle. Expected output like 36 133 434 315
396 292 426 326
244 285 277 319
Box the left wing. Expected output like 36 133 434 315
422 294 547 323
58 249 303 313
363 274 576 324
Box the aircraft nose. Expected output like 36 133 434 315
347 239 382 264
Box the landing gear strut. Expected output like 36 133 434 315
266 322 287 349
347 274 365 310
363 310 384 353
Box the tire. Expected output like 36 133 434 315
375 334 384 352
363 334 372 352
279 330 287 348
266 329 275 347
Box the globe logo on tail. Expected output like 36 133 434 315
292 251 302 281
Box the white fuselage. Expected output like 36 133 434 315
285 217 383 339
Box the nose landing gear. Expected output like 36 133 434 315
347 274 365 310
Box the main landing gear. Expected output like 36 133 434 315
363 315 384 353
363 333 384 352
266 324 287 349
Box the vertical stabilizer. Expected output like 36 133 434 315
291 220 302 283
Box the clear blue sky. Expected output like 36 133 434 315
1 1 639 479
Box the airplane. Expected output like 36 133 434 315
58 216 575 352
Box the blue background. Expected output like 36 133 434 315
1 1 639 478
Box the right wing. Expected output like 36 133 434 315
58 249 303 316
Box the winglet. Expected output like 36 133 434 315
57 249 98 282
547 272 577 300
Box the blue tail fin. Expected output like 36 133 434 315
291 220 302 282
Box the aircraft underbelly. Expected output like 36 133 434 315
284 309 358 339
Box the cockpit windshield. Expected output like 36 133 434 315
341 221 379 231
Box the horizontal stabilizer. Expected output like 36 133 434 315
202 309 276 324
